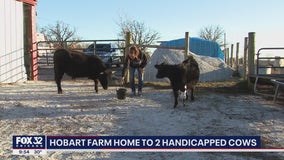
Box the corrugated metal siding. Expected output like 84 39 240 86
0 0 26 83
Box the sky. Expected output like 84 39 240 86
36 0 284 57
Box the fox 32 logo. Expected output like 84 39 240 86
13 135 45 149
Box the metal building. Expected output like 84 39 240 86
0 0 37 83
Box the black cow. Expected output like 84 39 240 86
53 49 111 94
155 56 200 108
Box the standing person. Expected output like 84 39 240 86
121 45 148 96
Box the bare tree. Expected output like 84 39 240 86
117 16 160 51
40 21 80 48
198 25 225 47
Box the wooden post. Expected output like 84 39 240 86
184 32 189 60
124 32 132 83
125 32 132 56
224 33 226 61
226 48 230 65
236 42 240 72
224 50 227 63
230 44 234 67
93 41 96 55
248 32 255 76
243 37 248 80
247 32 255 90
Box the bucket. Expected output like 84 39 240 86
116 88 127 100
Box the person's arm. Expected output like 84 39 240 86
140 51 148 69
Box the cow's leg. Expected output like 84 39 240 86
180 88 187 107
186 92 189 100
190 87 194 101
184 85 189 103
173 89 179 108
94 79 98 93
55 71 64 94
182 89 187 106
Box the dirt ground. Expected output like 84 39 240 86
0 79 283 159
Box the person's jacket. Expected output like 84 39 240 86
121 50 148 77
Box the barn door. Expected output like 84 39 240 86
23 3 32 80
23 2 37 80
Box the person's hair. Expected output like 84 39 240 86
129 45 139 57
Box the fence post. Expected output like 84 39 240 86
125 32 132 56
93 41 96 55
224 33 226 62
224 48 227 63
243 37 248 80
247 32 256 90
248 32 255 76
124 32 132 83
236 42 240 72
184 32 189 60
226 48 230 65
230 44 234 67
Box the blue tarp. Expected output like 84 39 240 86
160 37 224 60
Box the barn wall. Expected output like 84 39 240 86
0 0 33 83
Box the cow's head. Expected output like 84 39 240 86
88 56 112 90
154 63 170 79
98 69 112 90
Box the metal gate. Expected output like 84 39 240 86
36 39 125 81
251 47 284 98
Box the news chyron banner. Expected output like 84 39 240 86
13 135 267 155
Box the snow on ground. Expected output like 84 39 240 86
0 80 283 159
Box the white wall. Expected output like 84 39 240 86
0 0 26 83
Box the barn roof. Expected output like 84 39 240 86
16 0 37 5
